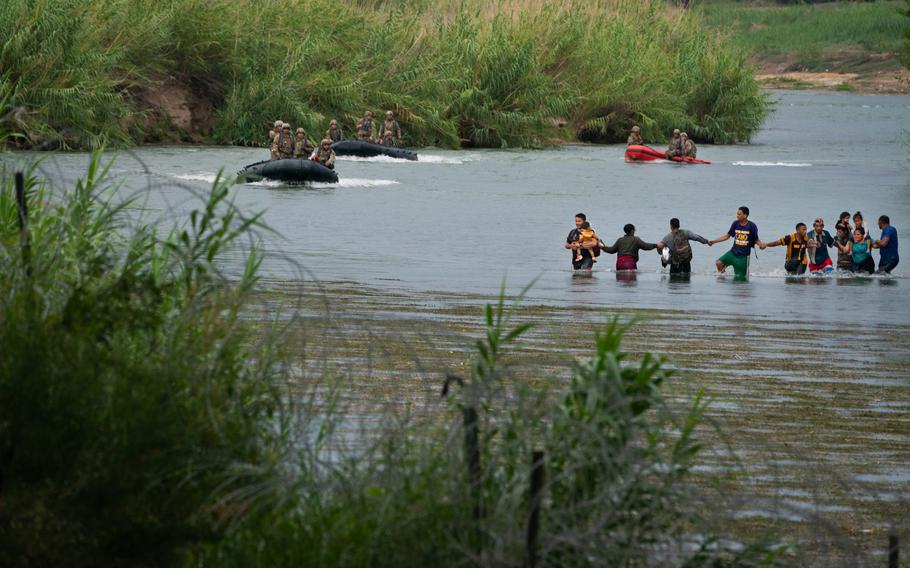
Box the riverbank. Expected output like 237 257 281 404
696 0 909 94
0 0 767 151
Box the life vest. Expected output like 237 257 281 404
357 118 373 138
381 119 400 137
276 132 293 155
784 233 808 263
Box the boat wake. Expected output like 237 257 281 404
732 161 812 167
336 153 478 164
243 177 399 189
173 172 221 183
315 178 399 188
172 172 398 188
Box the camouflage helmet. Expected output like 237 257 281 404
274 120 282 128
631 126 640 133
282 122 291 129
321 138 332 146
296 127 305 134
672 128 680 135
680 132 689 138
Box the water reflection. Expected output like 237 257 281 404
784 276 808 286
667 273 692 285
835 277 877 288
615 271 638 285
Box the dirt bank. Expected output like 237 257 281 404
753 52 909 95
128 75 218 143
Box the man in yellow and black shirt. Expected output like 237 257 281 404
763 222 809 275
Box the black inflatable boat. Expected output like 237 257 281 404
332 140 418 161
236 158 339 184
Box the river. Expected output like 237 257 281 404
4 90 910 559
7 90 909 325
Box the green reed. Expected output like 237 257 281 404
1 0 768 150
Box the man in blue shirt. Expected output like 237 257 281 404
874 215 898 273
806 218 835 273
709 206 764 280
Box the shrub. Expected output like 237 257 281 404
0 154 284 566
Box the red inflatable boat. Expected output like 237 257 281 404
624 144 710 165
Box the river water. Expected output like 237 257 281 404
5 91 910 323
5 91 910 555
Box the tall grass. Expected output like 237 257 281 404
696 0 907 67
1 0 768 149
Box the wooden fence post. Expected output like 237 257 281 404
525 450 545 568
15 172 30 275
463 406 482 549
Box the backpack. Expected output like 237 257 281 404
671 230 692 264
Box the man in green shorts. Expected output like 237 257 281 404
708 206 764 279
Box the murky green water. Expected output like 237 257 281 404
6 91 910 324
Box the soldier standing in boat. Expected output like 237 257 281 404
627 125 642 146
269 120 283 159
326 119 343 143
379 110 403 146
666 129 682 159
273 123 293 159
293 127 314 158
356 111 376 141
681 132 697 158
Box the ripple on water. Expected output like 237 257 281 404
731 161 813 167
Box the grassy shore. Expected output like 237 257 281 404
0 0 768 150
696 0 910 93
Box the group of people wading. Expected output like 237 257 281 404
627 126 697 159
566 208 899 279
267 110 404 169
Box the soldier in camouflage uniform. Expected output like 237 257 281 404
293 127 314 158
378 110 403 146
326 119 343 143
681 132 697 158
273 123 293 159
666 129 682 159
356 111 376 141
269 120 283 159
380 130 395 147
313 138 336 169
627 125 642 146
